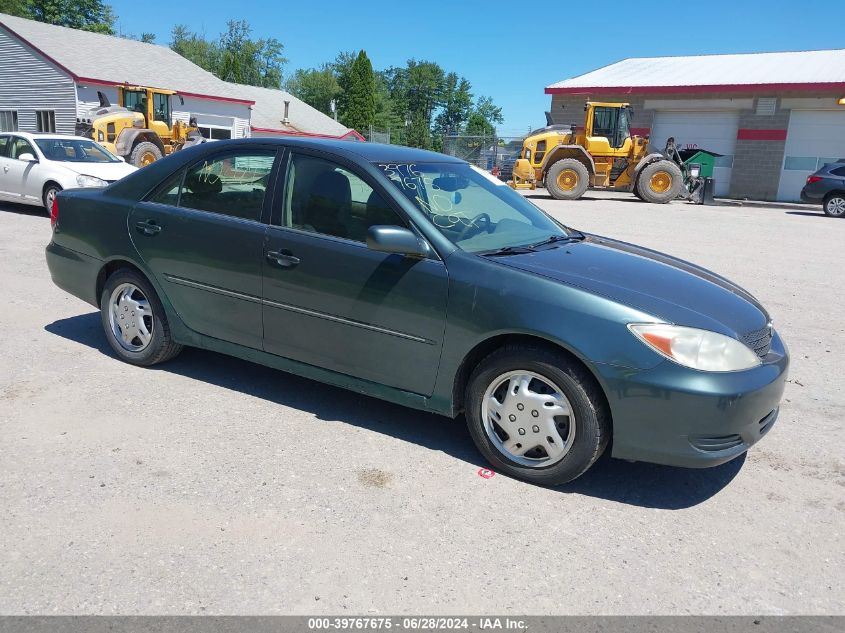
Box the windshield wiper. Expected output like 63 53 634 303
480 244 537 257
530 231 585 249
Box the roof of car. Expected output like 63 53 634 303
209 137 465 164
6 132 93 142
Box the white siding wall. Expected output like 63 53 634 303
0 26 76 134
76 85 251 138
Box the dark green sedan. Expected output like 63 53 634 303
46 138 789 485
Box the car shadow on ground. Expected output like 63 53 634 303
785 211 825 218
45 312 745 510
0 201 48 216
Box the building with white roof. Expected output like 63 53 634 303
0 13 359 149
546 50 845 200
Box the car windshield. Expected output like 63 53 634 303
375 162 570 252
34 138 120 163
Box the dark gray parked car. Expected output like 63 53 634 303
800 160 845 216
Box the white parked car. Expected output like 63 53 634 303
0 132 137 211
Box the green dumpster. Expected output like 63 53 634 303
677 148 722 179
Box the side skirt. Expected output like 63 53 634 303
184 330 451 417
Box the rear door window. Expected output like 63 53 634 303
172 151 277 221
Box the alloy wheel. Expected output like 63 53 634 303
108 283 154 352
826 196 845 216
481 370 576 468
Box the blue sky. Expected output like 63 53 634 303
109 0 843 136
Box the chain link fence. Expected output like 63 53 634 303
441 135 525 180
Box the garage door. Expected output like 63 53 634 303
650 111 739 197
777 110 845 201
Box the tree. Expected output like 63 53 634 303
170 24 219 73
342 50 376 134
284 65 341 117
170 21 286 89
6 0 116 34
474 95 504 125
433 72 473 138
331 50 357 119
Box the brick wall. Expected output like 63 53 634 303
548 89 843 201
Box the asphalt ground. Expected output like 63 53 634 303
0 191 842 615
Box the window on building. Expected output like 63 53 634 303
784 156 844 171
0 111 18 132
36 110 56 133
197 126 233 141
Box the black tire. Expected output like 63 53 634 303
129 141 163 168
822 193 845 217
99 268 183 366
545 158 590 201
636 160 684 203
43 183 61 213
465 344 610 486
632 181 643 200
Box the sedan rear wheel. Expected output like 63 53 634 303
100 268 183 366
466 345 610 485
823 195 845 217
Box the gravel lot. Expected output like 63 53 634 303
0 192 842 615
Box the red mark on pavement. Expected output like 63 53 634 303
478 468 496 479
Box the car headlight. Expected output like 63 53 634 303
76 174 108 188
628 323 761 372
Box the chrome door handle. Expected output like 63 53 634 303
266 250 300 268
135 219 162 235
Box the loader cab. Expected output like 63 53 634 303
584 102 633 156
118 86 174 141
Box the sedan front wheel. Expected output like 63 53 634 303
465 345 610 485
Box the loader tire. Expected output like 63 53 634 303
637 160 684 204
129 141 163 168
546 159 590 201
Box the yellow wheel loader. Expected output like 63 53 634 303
75 85 205 168
510 102 696 203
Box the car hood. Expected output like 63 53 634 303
493 234 770 337
59 161 137 181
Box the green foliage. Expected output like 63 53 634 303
284 65 341 117
170 21 286 89
465 111 496 137
4 0 116 34
474 95 504 125
342 50 376 134
433 72 473 137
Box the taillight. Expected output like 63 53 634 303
50 196 59 229
806 175 823 185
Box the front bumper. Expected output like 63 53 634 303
596 331 789 468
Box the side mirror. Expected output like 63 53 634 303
18 152 37 162
117 156 126 162
367 225 431 258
